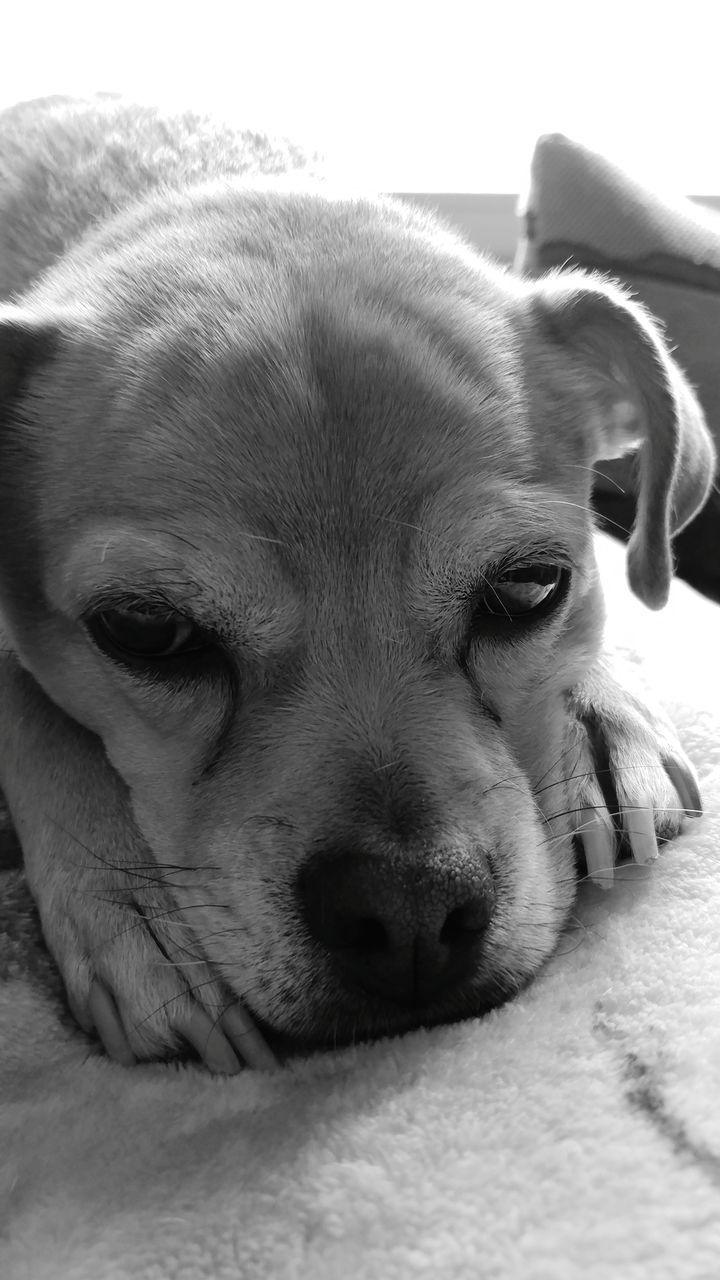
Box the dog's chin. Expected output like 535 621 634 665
254 974 523 1061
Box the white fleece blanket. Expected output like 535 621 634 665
2 533 720 1280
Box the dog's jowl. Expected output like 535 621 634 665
0 97 713 1070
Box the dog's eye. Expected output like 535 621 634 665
474 564 567 619
86 606 204 661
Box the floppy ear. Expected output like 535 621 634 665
0 308 60 625
527 271 716 609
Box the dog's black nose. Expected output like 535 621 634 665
296 849 495 1008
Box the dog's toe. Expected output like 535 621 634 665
87 980 138 1067
39 878 276 1072
566 660 702 888
80 913 277 1072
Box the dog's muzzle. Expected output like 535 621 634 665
296 846 496 1008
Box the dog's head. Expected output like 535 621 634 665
0 186 714 1048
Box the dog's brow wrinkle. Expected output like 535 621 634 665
245 814 298 831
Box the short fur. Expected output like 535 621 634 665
0 97 714 1070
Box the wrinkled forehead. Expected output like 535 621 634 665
40 274 594 627
41 282 541 558
33 179 596 588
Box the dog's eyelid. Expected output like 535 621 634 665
76 584 214 632
467 551 575 599
463 561 572 646
491 545 577 575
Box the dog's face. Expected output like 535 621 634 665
0 186 713 1047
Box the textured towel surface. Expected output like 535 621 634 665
2 535 719 1280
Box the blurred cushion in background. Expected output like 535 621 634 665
516 133 720 603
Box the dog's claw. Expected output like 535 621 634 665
88 980 137 1067
221 1004 278 1071
662 755 703 817
170 1003 277 1074
620 794 659 866
179 1006 243 1075
567 660 702 890
577 807 615 889
87 982 277 1074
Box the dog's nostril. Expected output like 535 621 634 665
339 914 389 954
440 900 492 944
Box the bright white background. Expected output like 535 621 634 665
3 0 718 194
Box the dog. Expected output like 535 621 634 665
0 96 714 1073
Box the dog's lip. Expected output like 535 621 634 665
254 975 517 1059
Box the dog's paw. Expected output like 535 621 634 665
1 659 276 1073
73 885 278 1074
566 655 702 888
23 820 278 1072
10 783 276 1073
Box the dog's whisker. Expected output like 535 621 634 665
199 996 259 1060
532 756 692 802
73 867 212 891
188 925 253 945
482 774 531 797
36 810 205 878
593 511 632 537
372 513 470 552
85 905 221 961
531 735 587 793
567 463 628 493
554 932 587 957
29 809 223 885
